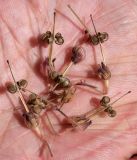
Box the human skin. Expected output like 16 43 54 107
0 0 137 160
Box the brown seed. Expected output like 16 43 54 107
54 75 71 88
28 93 37 101
97 62 111 80
28 104 43 114
104 106 112 112
107 109 117 117
100 96 110 106
23 112 39 128
71 46 85 64
27 94 47 110
88 32 109 45
40 31 54 44
17 79 28 89
7 83 17 94
55 32 64 45
50 71 59 80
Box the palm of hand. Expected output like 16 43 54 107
0 0 137 160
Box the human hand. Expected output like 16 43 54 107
0 0 137 160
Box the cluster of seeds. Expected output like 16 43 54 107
6 5 131 157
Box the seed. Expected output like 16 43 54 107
100 96 110 106
17 79 28 89
23 112 39 128
97 62 111 80
7 83 17 94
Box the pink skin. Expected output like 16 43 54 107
0 0 137 159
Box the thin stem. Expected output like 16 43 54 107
110 91 131 106
56 108 82 128
7 60 29 113
49 12 56 66
103 80 109 95
22 88 36 95
35 126 53 157
85 107 104 119
76 81 102 94
90 14 98 35
67 5 90 34
56 107 68 118
62 61 73 76
46 113 57 135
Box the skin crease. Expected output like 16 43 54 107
0 0 137 159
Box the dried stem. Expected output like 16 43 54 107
62 61 73 76
103 79 109 95
76 81 102 94
35 126 53 157
110 91 131 106
49 12 56 66
67 4 91 34
46 113 58 135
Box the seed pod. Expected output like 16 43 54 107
97 62 111 80
50 71 59 80
27 94 47 109
40 31 54 44
107 109 117 117
104 106 112 112
36 98 47 109
27 95 37 105
100 96 110 106
28 93 37 101
56 75 71 88
17 79 28 89
7 83 17 94
71 46 85 64
28 104 43 114
88 32 109 45
55 32 64 45
23 112 39 128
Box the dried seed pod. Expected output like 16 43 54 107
107 109 117 117
104 106 112 112
7 83 17 93
27 94 47 110
97 62 111 80
23 112 39 128
40 31 54 44
28 104 43 114
50 71 59 80
88 32 109 45
100 96 110 106
98 32 109 43
17 79 28 89
56 75 71 88
71 46 85 64
28 93 37 101
36 98 48 109
27 96 37 105
55 32 64 45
